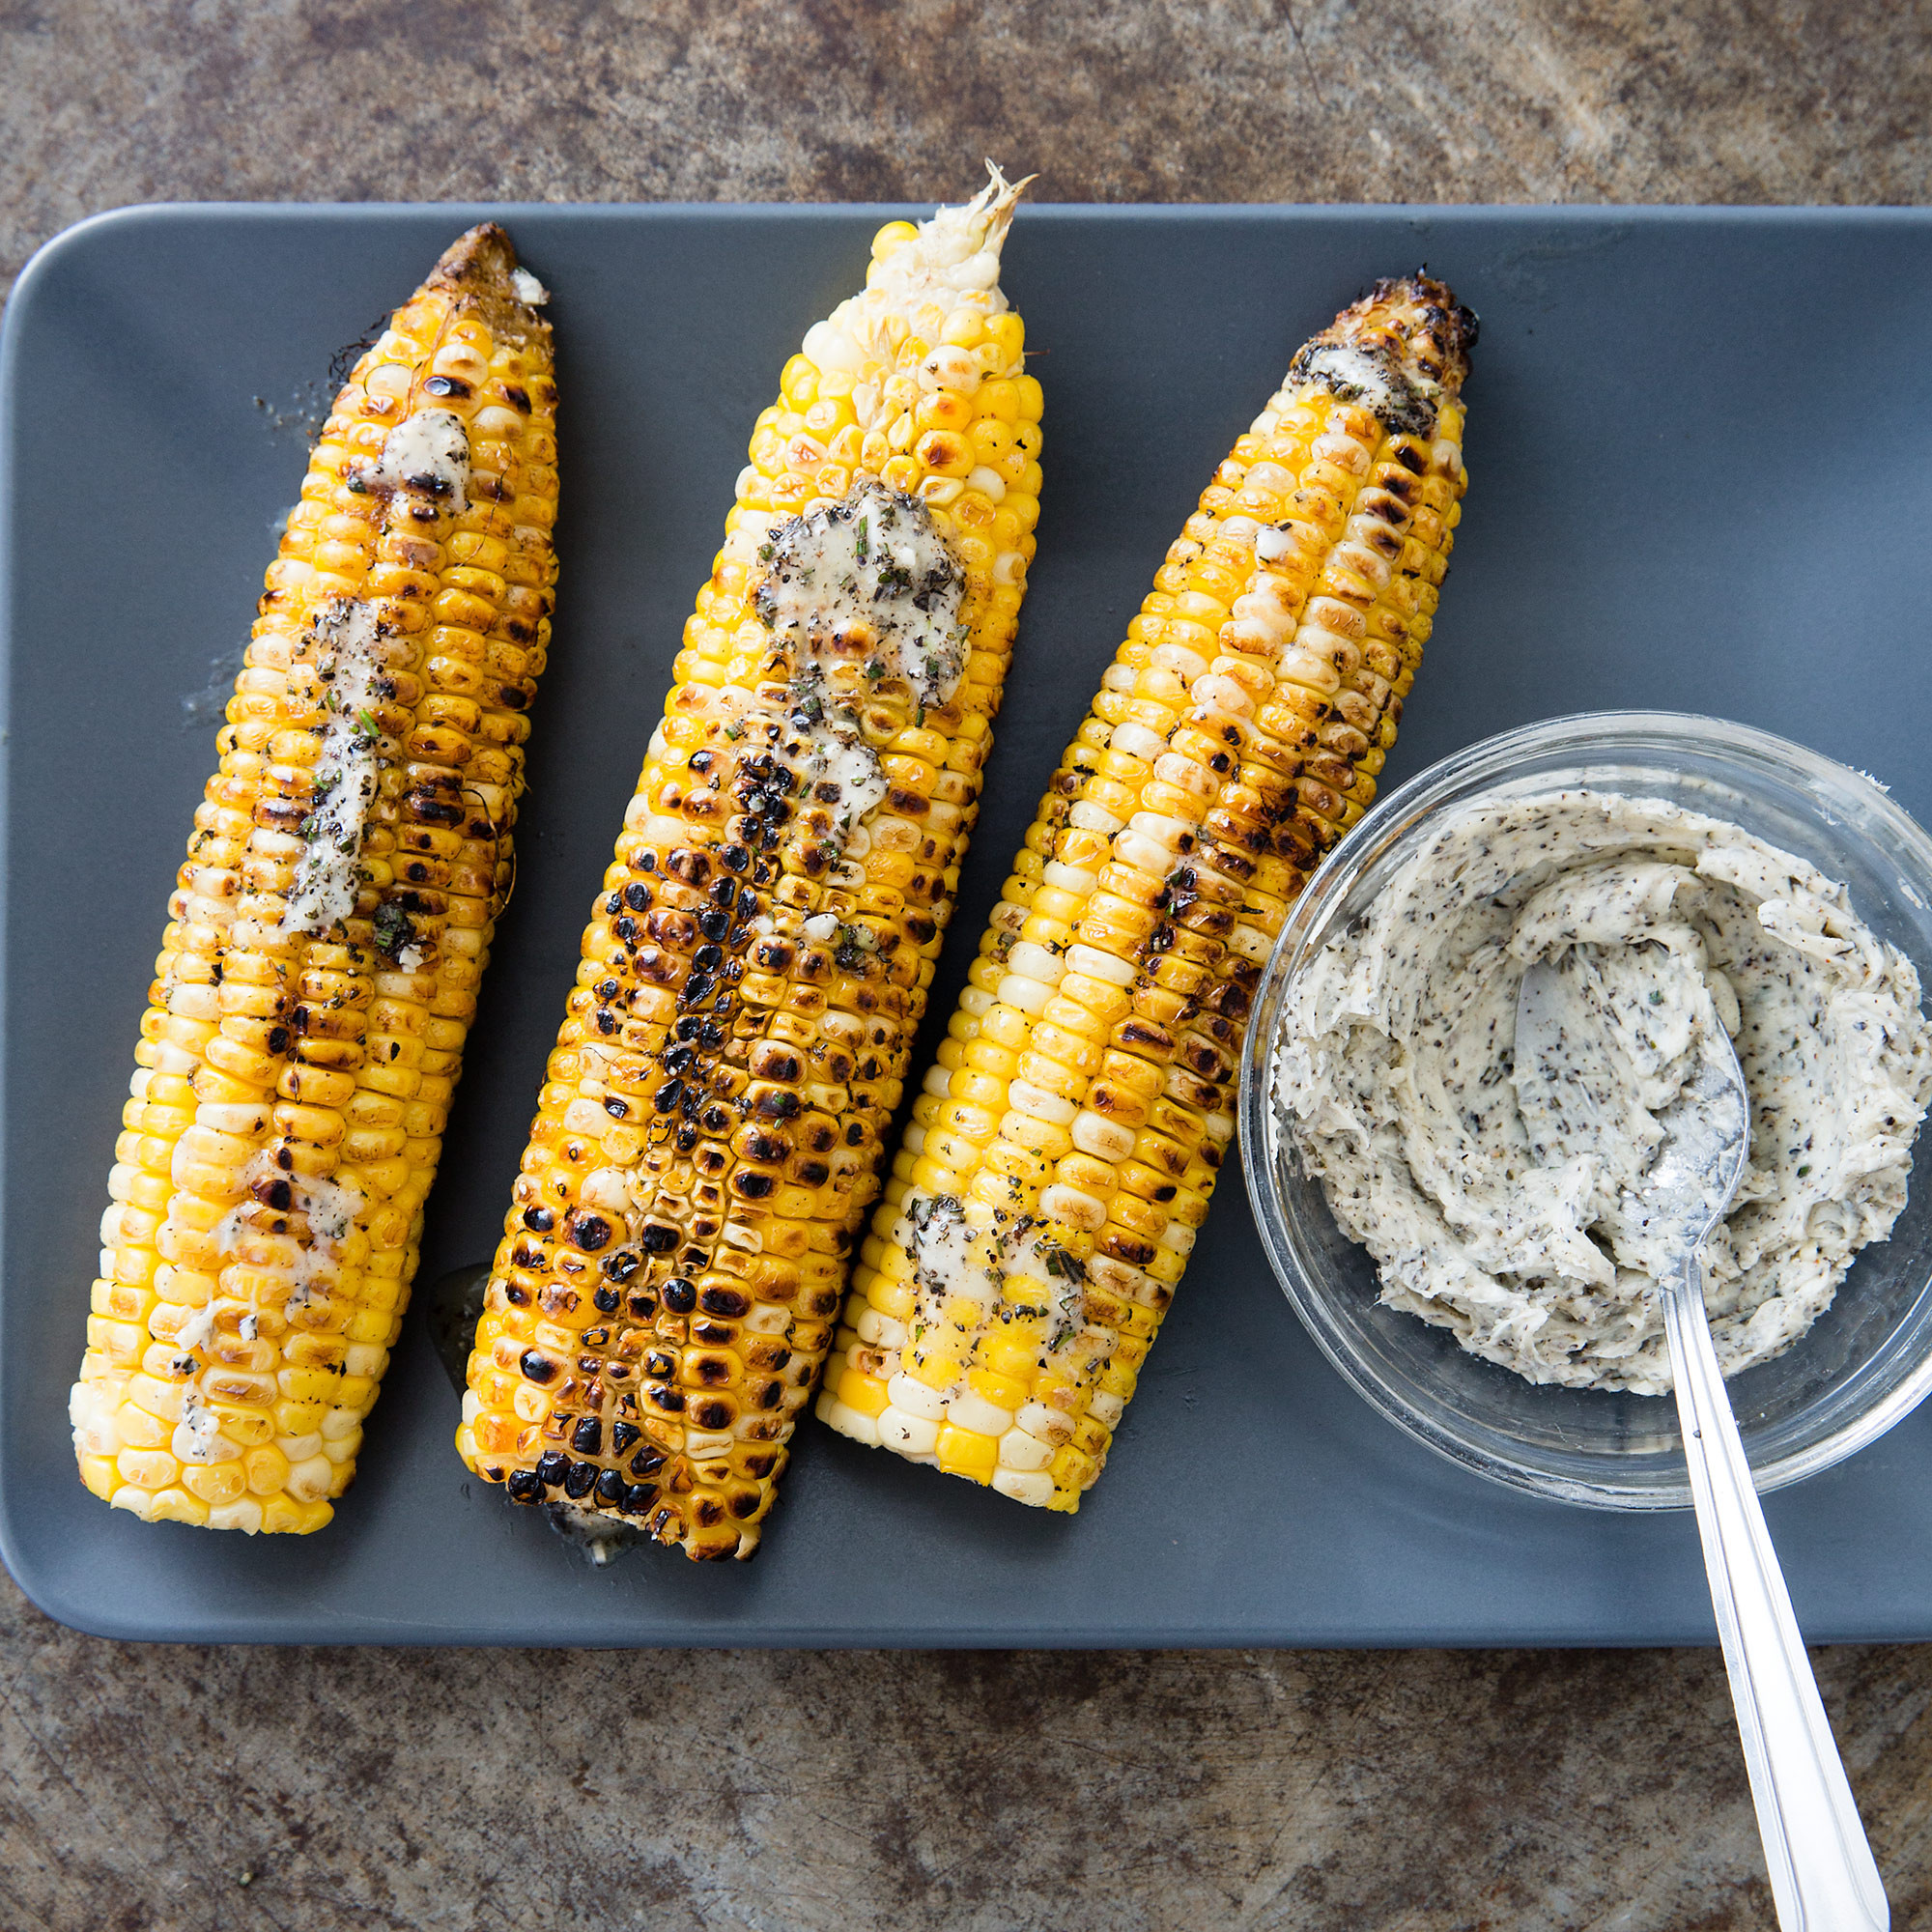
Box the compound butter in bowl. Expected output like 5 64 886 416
1241 711 1932 1508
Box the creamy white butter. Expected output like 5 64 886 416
362 408 471 511
1276 790 1932 1393
904 1194 1087 1365
282 598 387 939
756 483 966 708
213 1155 365 1322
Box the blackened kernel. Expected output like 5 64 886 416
640 1225 679 1254
654 1080 685 1113
505 1469 544 1503
592 1286 620 1314
562 1461 598 1500
595 1468 627 1505
567 1211 612 1253
661 1277 697 1314
535 1449 569 1486
520 1350 556 1384
698 1286 751 1319
628 1444 668 1477
622 1482 659 1514
611 1421 641 1454
571 1417 603 1455
601 1249 640 1282
523 1206 554 1233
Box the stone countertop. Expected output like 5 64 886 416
5 4 1929 1928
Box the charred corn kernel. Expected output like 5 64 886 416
69 226 559 1534
461 167 1043 1561
823 274 1475 1511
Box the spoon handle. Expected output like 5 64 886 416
1662 1257 1889 1932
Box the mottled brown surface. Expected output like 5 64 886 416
5 1 1932 1927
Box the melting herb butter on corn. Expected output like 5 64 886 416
70 225 558 1534
458 168 1042 1559
820 275 1476 1510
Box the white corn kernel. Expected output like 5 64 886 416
997 1428 1054 1471
965 464 1006 501
1018 1400 1075 1444
1108 723 1166 762
208 1499 264 1534
1008 1079 1076 1124
823 1397 881 1446
1006 941 1065 986
855 1307 907 1349
878 1406 940 1456
1071 1112 1135 1161
1150 642 1209 679
997 973 1054 1015
946 1390 1014 1435
992 1469 1055 1506
1087 1390 1125 1426
1127 810 1196 852
1065 943 1134 986
286 1454 334 1502
1041 861 1097 895
1067 801 1122 834
1039 1184 1107 1231
919 344 981 392
1115 831 1173 877
887 1374 948 1421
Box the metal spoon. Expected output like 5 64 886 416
1516 961 1888 1932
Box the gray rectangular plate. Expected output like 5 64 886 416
5 203 1931 1646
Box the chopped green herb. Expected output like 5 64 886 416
372 900 413 958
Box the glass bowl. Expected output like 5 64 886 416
1240 711 1932 1509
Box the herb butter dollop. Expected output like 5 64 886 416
1275 789 1932 1394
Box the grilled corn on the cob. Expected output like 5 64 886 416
458 170 1042 1558
819 274 1475 1510
70 225 559 1533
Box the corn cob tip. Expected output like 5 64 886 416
966 161 1035 243
427 222 551 324
1286 271 1476 442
